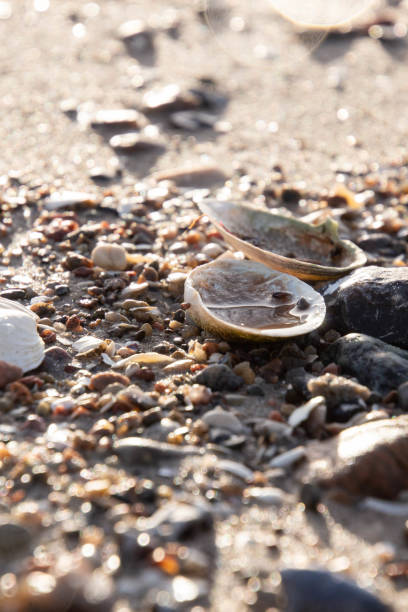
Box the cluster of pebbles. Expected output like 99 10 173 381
1 2 408 611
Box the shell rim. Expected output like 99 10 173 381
184 259 326 340
199 200 367 277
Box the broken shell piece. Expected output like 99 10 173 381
43 191 97 211
113 352 175 369
184 258 326 341
91 243 151 271
0 298 45 372
198 200 366 280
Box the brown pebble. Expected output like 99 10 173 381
0 360 23 389
90 371 130 392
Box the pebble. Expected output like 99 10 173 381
302 415 408 499
192 364 243 392
109 133 165 153
243 486 285 505
397 381 408 410
40 346 71 376
217 459 254 481
170 110 218 131
202 406 245 434
152 164 226 187
326 333 408 394
89 371 130 392
114 437 201 464
43 191 96 211
0 288 26 300
280 569 390 612
307 373 371 409
166 272 187 296
0 521 31 556
233 361 255 384
120 282 149 299
163 359 194 374
117 19 155 54
324 266 408 348
269 446 306 469
0 360 22 389
90 109 144 129
141 500 213 540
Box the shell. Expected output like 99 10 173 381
184 258 326 341
0 298 45 372
198 200 366 280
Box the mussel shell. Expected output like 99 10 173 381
184 258 326 341
198 200 366 281
0 298 45 372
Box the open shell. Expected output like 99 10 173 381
184 258 326 341
0 298 45 372
198 200 366 280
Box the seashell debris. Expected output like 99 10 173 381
198 199 366 280
184 258 326 341
0 298 45 372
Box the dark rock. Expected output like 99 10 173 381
0 360 23 389
286 367 313 399
0 288 26 300
0 520 31 556
397 381 408 410
54 284 70 296
40 347 71 377
300 415 408 499
246 384 265 396
357 232 405 257
280 569 390 612
192 364 242 392
324 266 408 348
114 437 201 465
325 333 408 394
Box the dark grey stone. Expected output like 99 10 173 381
280 569 390 612
325 333 408 394
324 266 408 348
192 364 242 392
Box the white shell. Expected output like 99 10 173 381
0 298 45 372
72 336 104 353
184 258 326 341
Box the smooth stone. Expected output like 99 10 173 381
0 360 22 389
243 486 285 505
109 133 165 153
301 415 408 499
397 381 408 410
280 569 390 612
114 437 201 465
40 346 71 375
140 500 213 540
325 333 408 394
0 289 26 300
0 521 31 556
357 232 405 257
192 364 242 392
324 266 408 348
89 371 130 392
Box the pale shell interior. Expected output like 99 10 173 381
185 259 326 340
